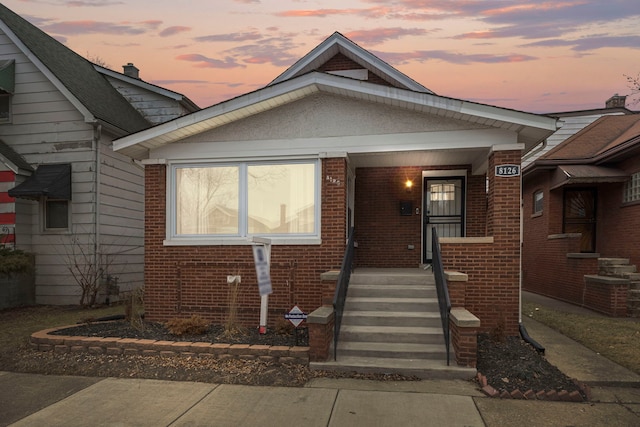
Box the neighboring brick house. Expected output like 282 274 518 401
523 114 640 316
0 4 198 305
114 32 558 340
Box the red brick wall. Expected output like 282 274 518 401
354 166 422 267
143 158 347 325
522 151 640 305
596 154 640 267
353 165 485 268
466 174 487 237
319 53 393 87
442 149 522 336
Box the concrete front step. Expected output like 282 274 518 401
310 356 475 380
339 325 445 344
345 297 439 312
600 265 638 276
336 341 447 359
599 258 630 267
349 269 433 286
584 275 630 286
342 310 441 327
348 284 436 298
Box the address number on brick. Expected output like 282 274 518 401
495 164 520 177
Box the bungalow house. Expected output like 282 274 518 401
114 32 559 368
523 114 640 317
0 4 198 306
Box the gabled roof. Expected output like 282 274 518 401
0 4 150 134
541 115 640 162
269 32 433 93
94 64 200 113
114 33 558 160
0 139 32 174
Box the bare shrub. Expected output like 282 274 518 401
166 315 210 336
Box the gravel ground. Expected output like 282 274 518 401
6 320 585 394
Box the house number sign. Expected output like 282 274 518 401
495 164 520 177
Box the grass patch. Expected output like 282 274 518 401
0 304 125 353
523 301 640 375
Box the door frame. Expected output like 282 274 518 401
421 170 467 264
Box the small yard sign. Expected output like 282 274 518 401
495 164 520 177
284 305 308 327
252 245 272 296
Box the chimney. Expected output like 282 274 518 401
122 63 140 79
605 93 626 108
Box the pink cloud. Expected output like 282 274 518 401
42 20 147 35
159 26 191 37
344 27 434 45
176 53 247 69
194 31 262 43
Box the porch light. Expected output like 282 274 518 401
405 179 413 192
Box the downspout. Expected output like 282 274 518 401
93 123 102 281
518 154 545 353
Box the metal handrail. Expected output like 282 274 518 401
332 227 355 360
432 227 451 365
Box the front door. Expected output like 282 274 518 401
423 177 465 263
563 188 597 252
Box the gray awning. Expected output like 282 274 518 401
0 60 15 93
8 164 71 200
551 165 629 190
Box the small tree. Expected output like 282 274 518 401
624 72 640 105
62 235 114 307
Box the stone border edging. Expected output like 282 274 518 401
476 372 591 402
30 324 310 365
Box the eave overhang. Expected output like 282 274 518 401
114 72 558 160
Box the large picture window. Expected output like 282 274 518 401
172 160 318 240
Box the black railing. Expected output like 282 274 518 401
332 227 355 360
432 227 451 366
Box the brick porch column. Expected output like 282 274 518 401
483 145 523 336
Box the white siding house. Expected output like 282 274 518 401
522 95 635 169
0 4 198 305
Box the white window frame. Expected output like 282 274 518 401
165 158 322 246
533 190 544 215
623 172 640 204
43 198 70 231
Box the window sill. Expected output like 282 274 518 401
163 237 322 246
530 212 542 218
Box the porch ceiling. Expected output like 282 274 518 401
349 147 489 174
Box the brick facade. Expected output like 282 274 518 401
319 53 392 87
522 150 640 310
441 149 522 336
353 165 487 268
143 158 348 325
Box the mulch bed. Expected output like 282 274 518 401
15 319 588 398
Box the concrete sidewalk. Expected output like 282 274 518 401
2 292 640 426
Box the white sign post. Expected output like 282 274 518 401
251 237 272 334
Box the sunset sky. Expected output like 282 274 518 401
4 0 639 113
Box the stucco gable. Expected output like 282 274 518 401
178 92 490 144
